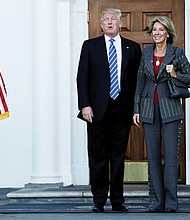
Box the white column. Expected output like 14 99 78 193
185 0 190 185
30 0 62 184
70 0 89 185
56 0 89 186
57 0 73 186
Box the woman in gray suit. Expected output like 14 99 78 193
133 16 190 213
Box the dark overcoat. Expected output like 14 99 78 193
77 35 142 122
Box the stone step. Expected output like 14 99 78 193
6 184 190 201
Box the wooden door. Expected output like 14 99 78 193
88 0 185 183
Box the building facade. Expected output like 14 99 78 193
0 0 189 187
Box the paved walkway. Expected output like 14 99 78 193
0 213 190 220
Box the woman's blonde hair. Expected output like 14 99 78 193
147 16 177 44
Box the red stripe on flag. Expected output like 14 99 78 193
0 73 7 95
0 86 8 112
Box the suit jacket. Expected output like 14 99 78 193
134 44 190 123
77 35 142 122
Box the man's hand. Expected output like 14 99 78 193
82 106 94 123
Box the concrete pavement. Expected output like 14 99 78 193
0 213 190 220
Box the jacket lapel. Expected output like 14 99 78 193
144 45 155 80
144 44 176 80
96 35 110 74
157 45 176 78
121 36 130 78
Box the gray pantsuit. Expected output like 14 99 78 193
143 104 181 211
134 44 190 211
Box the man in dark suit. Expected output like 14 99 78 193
76 8 141 212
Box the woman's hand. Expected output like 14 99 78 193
166 64 177 77
133 114 140 128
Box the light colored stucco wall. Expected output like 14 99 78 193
0 0 33 187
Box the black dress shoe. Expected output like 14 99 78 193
92 205 104 213
112 205 128 212
165 208 177 213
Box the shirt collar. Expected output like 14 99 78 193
104 34 120 44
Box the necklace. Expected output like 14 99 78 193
154 48 166 66
156 57 160 66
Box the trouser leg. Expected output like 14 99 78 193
143 105 164 211
162 120 181 211
109 122 131 206
87 122 109 207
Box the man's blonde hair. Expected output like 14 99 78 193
100 8 121 24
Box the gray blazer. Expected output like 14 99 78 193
134 44 190 123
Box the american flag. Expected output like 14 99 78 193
0 72 9 120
